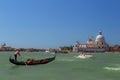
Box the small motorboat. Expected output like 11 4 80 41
76 52 92 59
76 54 92 59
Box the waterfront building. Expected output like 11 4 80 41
73 31 109 52
0 43 12 51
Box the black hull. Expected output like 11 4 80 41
9 54 56 65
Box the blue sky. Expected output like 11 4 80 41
0 0 120 48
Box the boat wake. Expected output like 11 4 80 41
104 67 120 71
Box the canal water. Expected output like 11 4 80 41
0 52 120 80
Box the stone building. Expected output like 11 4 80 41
73 31 109 52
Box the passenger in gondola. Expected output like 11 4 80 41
26 58 34 63
40 59 47 63
14 49 21 61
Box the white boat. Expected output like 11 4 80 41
76 54 92 59
45 50 50 53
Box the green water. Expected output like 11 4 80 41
0 52 120 80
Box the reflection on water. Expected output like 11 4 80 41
10 65 20 69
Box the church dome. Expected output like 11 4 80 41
95 31 105 42
96 35 104 40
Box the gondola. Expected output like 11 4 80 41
9 54 56 65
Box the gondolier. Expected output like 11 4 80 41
14 49 21 61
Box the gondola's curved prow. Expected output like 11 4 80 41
9 53 56 65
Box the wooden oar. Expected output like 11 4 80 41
20 56 28 66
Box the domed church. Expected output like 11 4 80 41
73 31 109 52
95 31 107 48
